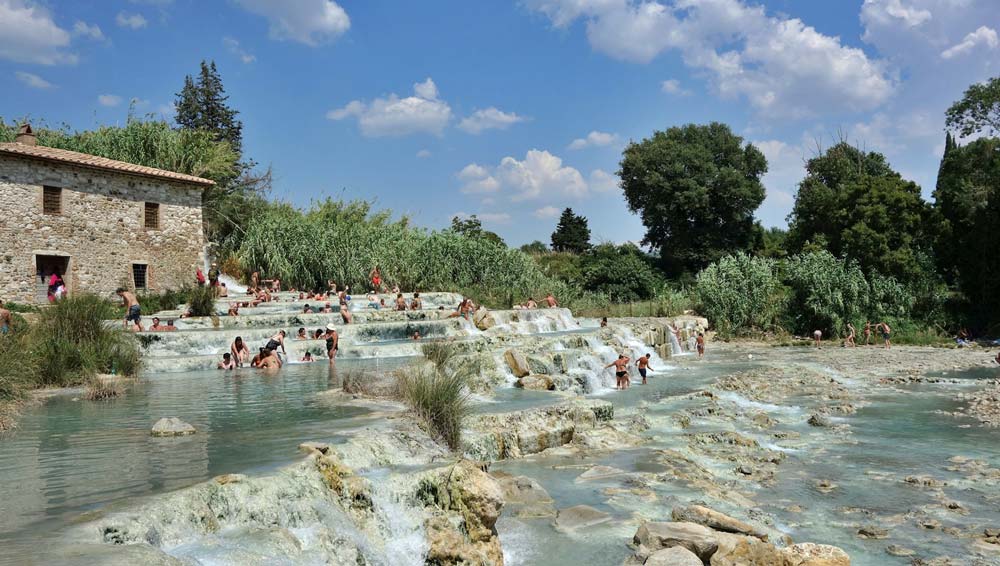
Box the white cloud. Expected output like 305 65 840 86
457 164 501 194
460 149 588 201
97 94 122 107
72 21 104 40
568 130 619 150
862 0 932 30
235 0 350 46
527 0 895 118
458 107 527 134
15 71 53 89
0 0 76 64
940 25 998 58
589 169 618 192
416 149 432 158
223 37 256 63
660 78 690 95
753 138 807 227
116 12 148 29
327 78 452 137
534 206 561 219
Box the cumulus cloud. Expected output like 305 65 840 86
589 169 619 192
568 130 619 150
862 0 932 30
458 107 526 134
660 78 690 95
416 149 432 158
753 138 806 226
236 0 350 46
223 37 256 63
15 71 53 89
458 150 588 201
72 21 104 40
327 78 452 137
0 0 76 64
941 25 998 58
97 94 122 107
534 206 561 219
116 12 148 29
526 0 895 118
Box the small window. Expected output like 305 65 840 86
144 202 160 229
132 264 148 290
43 186 61 215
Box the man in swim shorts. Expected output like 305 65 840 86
636 353 654 384
116 288 143 331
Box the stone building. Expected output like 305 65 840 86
0 124 213 303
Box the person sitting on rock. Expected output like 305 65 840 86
395 293 407 311
524 298 538 309
544 293 558 308
412 331 421 340
163 319 178 331
231 337 250 367
410 292 422 310
148 317 165 332
296 327 307 340
302 304 313 314
228 303 240 317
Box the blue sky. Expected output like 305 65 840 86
3 1 999 247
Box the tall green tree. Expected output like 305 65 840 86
550 208 591 253
945 76 1000 137
619 122 767 277
519 240 548 254
175 60 243 157
579 243 664 302
933 136 1000 327
785 142 932 284
450 215 505 246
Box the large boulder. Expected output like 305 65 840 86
709 533 786 566
782 543 851 566
150 417 196 437
423 460 505 566
473 307 495 331
504 349 531 378
634 522 719 563
493 472 555 518
645 546 703 566
517 374 555 391
553 505 611 532
672 505 768 540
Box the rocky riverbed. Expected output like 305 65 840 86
4 319 1000 565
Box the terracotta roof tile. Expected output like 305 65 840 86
0 142 215 187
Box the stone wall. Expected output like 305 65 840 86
0 154 205 303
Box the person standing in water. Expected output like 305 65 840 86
636 354 654 384
208 263 220 288
116 288 143 331
218 353 236 369
325 324 339 361
340 298 353 324
696 333 706 359
395 293 407 311
544 293 558 308
370 266 383 292
863 321 873 346
231 336 250 367
845 323 857 347
605 354 631 390
878 322 892 349
812 329 822 348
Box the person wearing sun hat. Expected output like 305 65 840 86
325 323 339 361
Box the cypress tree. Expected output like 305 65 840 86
551 208 591 253
174 60 243 157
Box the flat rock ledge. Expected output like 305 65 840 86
625 521 850 566
150 417 196 437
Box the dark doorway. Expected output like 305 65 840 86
36 255 69 303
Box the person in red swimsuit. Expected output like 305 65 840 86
370 266 383 291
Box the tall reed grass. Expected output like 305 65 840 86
396 365 471 450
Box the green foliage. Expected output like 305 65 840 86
945 76 1000 138
186 285 218 317
137 288 191 315
449 215 505 246
421 341 460 372
233 198 596 309
580 243 664 302
396 365 470 450
786 142 933 284
532 252 584 287
696 253 784 333
783 251 869 336
15 295 142 389
519 240 548 254
758 227 789 259
550 208 591 253
932 136 1000 328
619 122 767 277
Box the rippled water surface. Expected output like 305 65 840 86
0 358 412 559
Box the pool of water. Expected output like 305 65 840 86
0 358 413 560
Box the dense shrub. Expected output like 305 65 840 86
696 253 784 333
580 243 665 302
186 285 218 317
396 366 470 450
783 251 869 337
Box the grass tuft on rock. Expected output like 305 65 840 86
84 375 125 401
186 285 218 317
421 341 460 372
396 365 470 451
